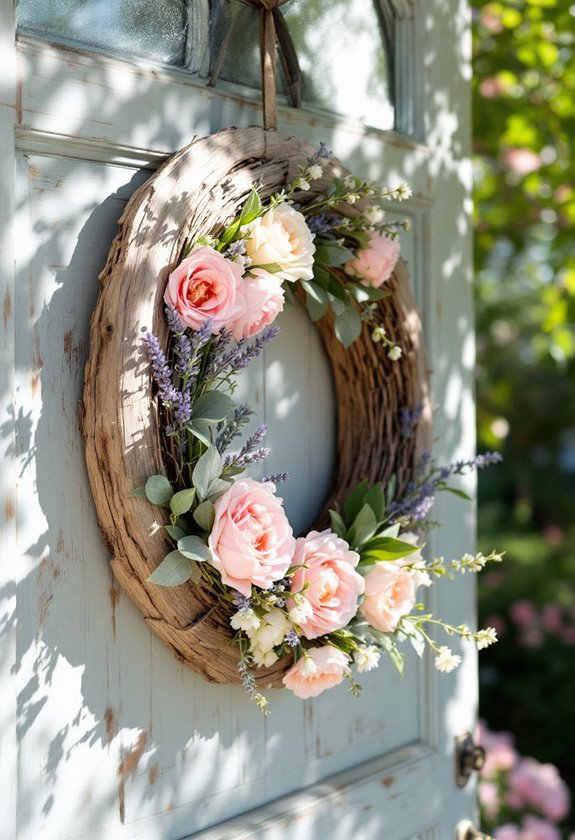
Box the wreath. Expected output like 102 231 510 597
82 127 501 711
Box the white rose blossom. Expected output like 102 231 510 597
246 608 291 660
244 203 316 284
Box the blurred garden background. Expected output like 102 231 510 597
472 0 575 836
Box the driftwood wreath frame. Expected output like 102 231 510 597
81 126 431 687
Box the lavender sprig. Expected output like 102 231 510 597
216 405 254 453
261 472 289 485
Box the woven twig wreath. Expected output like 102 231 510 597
82 127 431 687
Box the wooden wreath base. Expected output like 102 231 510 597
82 127 431 688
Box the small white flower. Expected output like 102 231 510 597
308 164 323 180
396 182 413 200
230 607 261 633
354 645 381 673
402 219 412 232
476 627 498 650
371 326 386 343
247 607 291 653
288 596 314 626
297 178 311 191
434 646 462 673
346 194 358 205
252 648 279 668
300 654 319 677
363 205 386 225
343 175 356 190
388 345 403 361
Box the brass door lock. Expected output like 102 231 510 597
455 731 486 788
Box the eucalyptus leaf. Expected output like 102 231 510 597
145 474 173 507
170 487 196 516
207 478 232 500
329 296 347 316
335 305 362 348
315 243 355 266
130 485 147 498
386 474 397 507
192 446 223 500
327 277 347 303
306 292 329 322
300 279 328 304
164 524 188 542
189 419 213 446
177 535 212 563
194 391 235 423
193 499 216 531
147 550 196 586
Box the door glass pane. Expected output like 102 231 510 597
211 0 394 130
17 0 187 65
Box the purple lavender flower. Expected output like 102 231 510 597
286 630 299 647
400 404 424 438
261 472 289 485
143 332 180 405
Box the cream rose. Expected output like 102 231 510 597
288 529 364 639
244 203 316 284
282 646 351 699
164 245 245 333
344 231 400 288
207 478 295 597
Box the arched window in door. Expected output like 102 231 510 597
16 0 418 135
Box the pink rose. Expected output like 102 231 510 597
344 231 400 288
288 529 364 639
231 273 285 340
360 561 419 633
282 646 351 699
207 478 295 597
164 245 245 333
520 816 561 840
244 203 315 284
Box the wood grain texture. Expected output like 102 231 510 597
81 126 430 687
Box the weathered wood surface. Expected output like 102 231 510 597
82 126 430 687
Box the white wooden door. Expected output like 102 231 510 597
0 2 479 839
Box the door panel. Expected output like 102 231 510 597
2 2 479 838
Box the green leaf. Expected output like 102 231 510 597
192 446 223 500
443 486 472 501
306 292 329 322
130 485 147 498
349 283 388 304
177 535 212 563
219 218 242 248
312 265 331 286
147 550 196 586
194 391 235 423
334 306 362 348
327 277 347 303
239 187 262 224
379 523 400 538
189 419 213 446
385 474 397 507
250 262 283 274
315 243 356 266
145 475 173 506
329 509 347 539
193 499 216 531
164 524 188 542
360 536 421 563
344 480 370 522
300 279 328 304
170 487 196 516
363 484 385 521
329 295 347 316
207 477 232 501
348 503 378 549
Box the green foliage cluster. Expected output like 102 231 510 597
473 0 575 519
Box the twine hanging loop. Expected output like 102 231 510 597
247 0 291 130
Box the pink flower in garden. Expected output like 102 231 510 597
282 646 351 699
520 815 562 840
244 203 316 284
508 758 570 822
503 148 541 176
288 529 364 639
560 626 575 645
208 478 295 597
478 780 501 820
360 543 429 633
231 273 285 340
344 230 400 288
540 604 564 635
164 245 245 333
494 824 521 840
509 600 537 628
